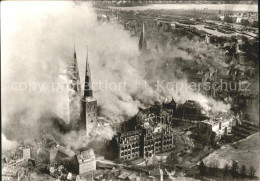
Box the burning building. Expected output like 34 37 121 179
112 102 177 161
136 102 174 128
198 112 235 140
180 100 206 121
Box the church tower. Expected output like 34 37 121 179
139 22 147 51
80 47 98 136
68 48 81 130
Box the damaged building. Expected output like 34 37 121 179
179 100 206 121
198 112 236 140
111 98 210 161
112 101 177 161
112 123 175 161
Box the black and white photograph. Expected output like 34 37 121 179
1 0 259 180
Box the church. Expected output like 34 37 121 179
68 47 98 136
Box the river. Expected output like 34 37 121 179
111 4 258 12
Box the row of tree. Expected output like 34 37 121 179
199 160 256 179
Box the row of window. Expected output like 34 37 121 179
144 141 173 150
162 145 172 151
120 148 139 156
145 137 172 145
87 113 96 117
145 152 153 157
145 134 172 140
145 146 153 151
120 143 139 150
120 153 139 159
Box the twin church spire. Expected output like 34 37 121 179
71 46 97 135
72 46 93 98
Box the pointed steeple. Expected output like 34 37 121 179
142 22 145 42
139 22 147 51
74 45 77 59
83 46 93 98
70 47 81 96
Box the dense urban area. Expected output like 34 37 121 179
2 1 259 181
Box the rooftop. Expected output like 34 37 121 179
77 149 95 164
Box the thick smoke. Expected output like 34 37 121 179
2 134 18 154
2 1 229 151
2 1 146 150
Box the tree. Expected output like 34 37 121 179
231 160 239 179
240 165 246 178
223 163 229 179
249 166 256 179
199 160 206 176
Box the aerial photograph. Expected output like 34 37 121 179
1 0 259 180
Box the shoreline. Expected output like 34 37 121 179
108 4 258 12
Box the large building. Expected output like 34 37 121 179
112 122 175 161
112 102 177 161
180 100 206 121
112 130 142 161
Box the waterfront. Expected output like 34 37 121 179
111 4 258 12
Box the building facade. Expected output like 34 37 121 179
141 125 174 158
112 102 176 161
76 149 96 175
112 125 175 161
113 130 142 161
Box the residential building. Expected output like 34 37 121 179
76 149 96 175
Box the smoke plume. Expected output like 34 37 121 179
2 1 229 151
